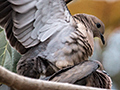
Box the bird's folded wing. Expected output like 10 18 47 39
49 60 99 83
94 70 112 88
0 0 76 54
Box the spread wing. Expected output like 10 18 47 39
0 0 76 54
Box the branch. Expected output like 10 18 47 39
0 66 109 90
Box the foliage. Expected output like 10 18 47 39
0 28 21 73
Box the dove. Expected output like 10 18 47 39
0 0 105 78
49 60 112 89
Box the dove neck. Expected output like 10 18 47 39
72 29 93 54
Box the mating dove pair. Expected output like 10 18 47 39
0 0 110 89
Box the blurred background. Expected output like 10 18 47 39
0 0 120 90
67 0 120 89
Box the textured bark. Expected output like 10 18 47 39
0 66 109 90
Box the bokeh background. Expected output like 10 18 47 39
67 0 120 89
0 0 120 90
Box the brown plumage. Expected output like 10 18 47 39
49 60 112 89
0 0 105 79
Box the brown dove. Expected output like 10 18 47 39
49 60 112 89
0 0 105 78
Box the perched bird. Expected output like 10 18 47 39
0 0 105 78
49 60 112 89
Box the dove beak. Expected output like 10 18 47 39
100 33 105 45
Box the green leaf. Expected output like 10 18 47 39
11 48 21 73
0 28 3 32
0 28 21 87
3 50 12 71
0 28 21 72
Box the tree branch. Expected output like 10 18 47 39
0 66 109 90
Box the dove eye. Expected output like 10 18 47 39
96 23 101 28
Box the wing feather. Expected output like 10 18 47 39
0 0 76 54
14 22 33 35
40 23 64 42
8 0 33 5
49 60 99 83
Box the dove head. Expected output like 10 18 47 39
73 14 105 45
